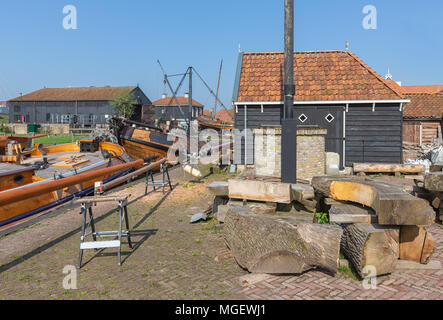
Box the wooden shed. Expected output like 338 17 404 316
232 50 410 168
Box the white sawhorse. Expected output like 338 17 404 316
75 195 132 268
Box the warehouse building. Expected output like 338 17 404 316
7 86 151 125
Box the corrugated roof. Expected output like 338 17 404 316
403 93 443 120
152 96 203 107
236 51 404 102
8 86 138 102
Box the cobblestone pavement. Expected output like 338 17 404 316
0 168 442 300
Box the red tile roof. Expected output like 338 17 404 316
152 96 203 107
9 86 138 102
215 109 234 122
400 85 443 94
403 93 443 119
203 109 213 117
236 51 404 102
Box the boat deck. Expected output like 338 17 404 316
0 151 109 180
28 151 108 179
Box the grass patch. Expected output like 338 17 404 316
338 264 359 280
34 135 90 145
372 173 384 178
0 114 8 124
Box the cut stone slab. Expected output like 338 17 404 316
223 206 343 275
228 200 277 215
424 172 443 192
326 152 340 175
229 179 292 204
396 259 441 270
329 203 377 224
190 212 207 224
291 184 315 202
399 226 434 264
206 181 229 196
312 176 436 226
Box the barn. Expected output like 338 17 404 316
7 86 151 125
397 85 443 146
232 50 410 169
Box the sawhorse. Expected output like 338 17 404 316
145 163 173 195
75 194 132 268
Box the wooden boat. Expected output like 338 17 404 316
0 137 136 228
108 117 176 167
197 115 234 131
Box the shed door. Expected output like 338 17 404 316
293 106 345 169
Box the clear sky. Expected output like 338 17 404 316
0 0 442 109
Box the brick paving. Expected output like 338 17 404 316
0 168 442 300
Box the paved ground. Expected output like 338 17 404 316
0 168 442 300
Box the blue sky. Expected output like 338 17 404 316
0 0 442 109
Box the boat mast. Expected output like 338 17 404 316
213 59 223 118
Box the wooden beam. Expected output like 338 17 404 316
312 176 436 226
228 179 292 204
353 163 425 174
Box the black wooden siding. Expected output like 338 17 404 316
345 103 403 165
7 87 151 125
234 103 403 167
234 105 282 164
155 106 203 122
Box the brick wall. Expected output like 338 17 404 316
253 126 282 178
297 127 327 180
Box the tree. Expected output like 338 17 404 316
110 89 137 119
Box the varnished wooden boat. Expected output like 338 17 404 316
197 116 234 130
109 117 176 168
0 138 135 228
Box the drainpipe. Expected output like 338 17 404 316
284 0 295 119
244 105 248 164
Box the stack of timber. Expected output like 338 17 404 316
312 176 437 277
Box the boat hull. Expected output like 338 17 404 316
0 141 132 228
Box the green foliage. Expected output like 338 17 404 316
338 265 359 280
110 89 137 119
315 212 329 224
372 173 384 178
33 135 89 145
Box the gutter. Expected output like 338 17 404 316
234 99 411 106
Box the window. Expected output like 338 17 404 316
14 105 20 113
46 113 51 122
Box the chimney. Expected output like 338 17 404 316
162 93 167 99
284 0 295 119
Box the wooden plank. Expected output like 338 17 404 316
52 158 90 168
228 179 292 204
